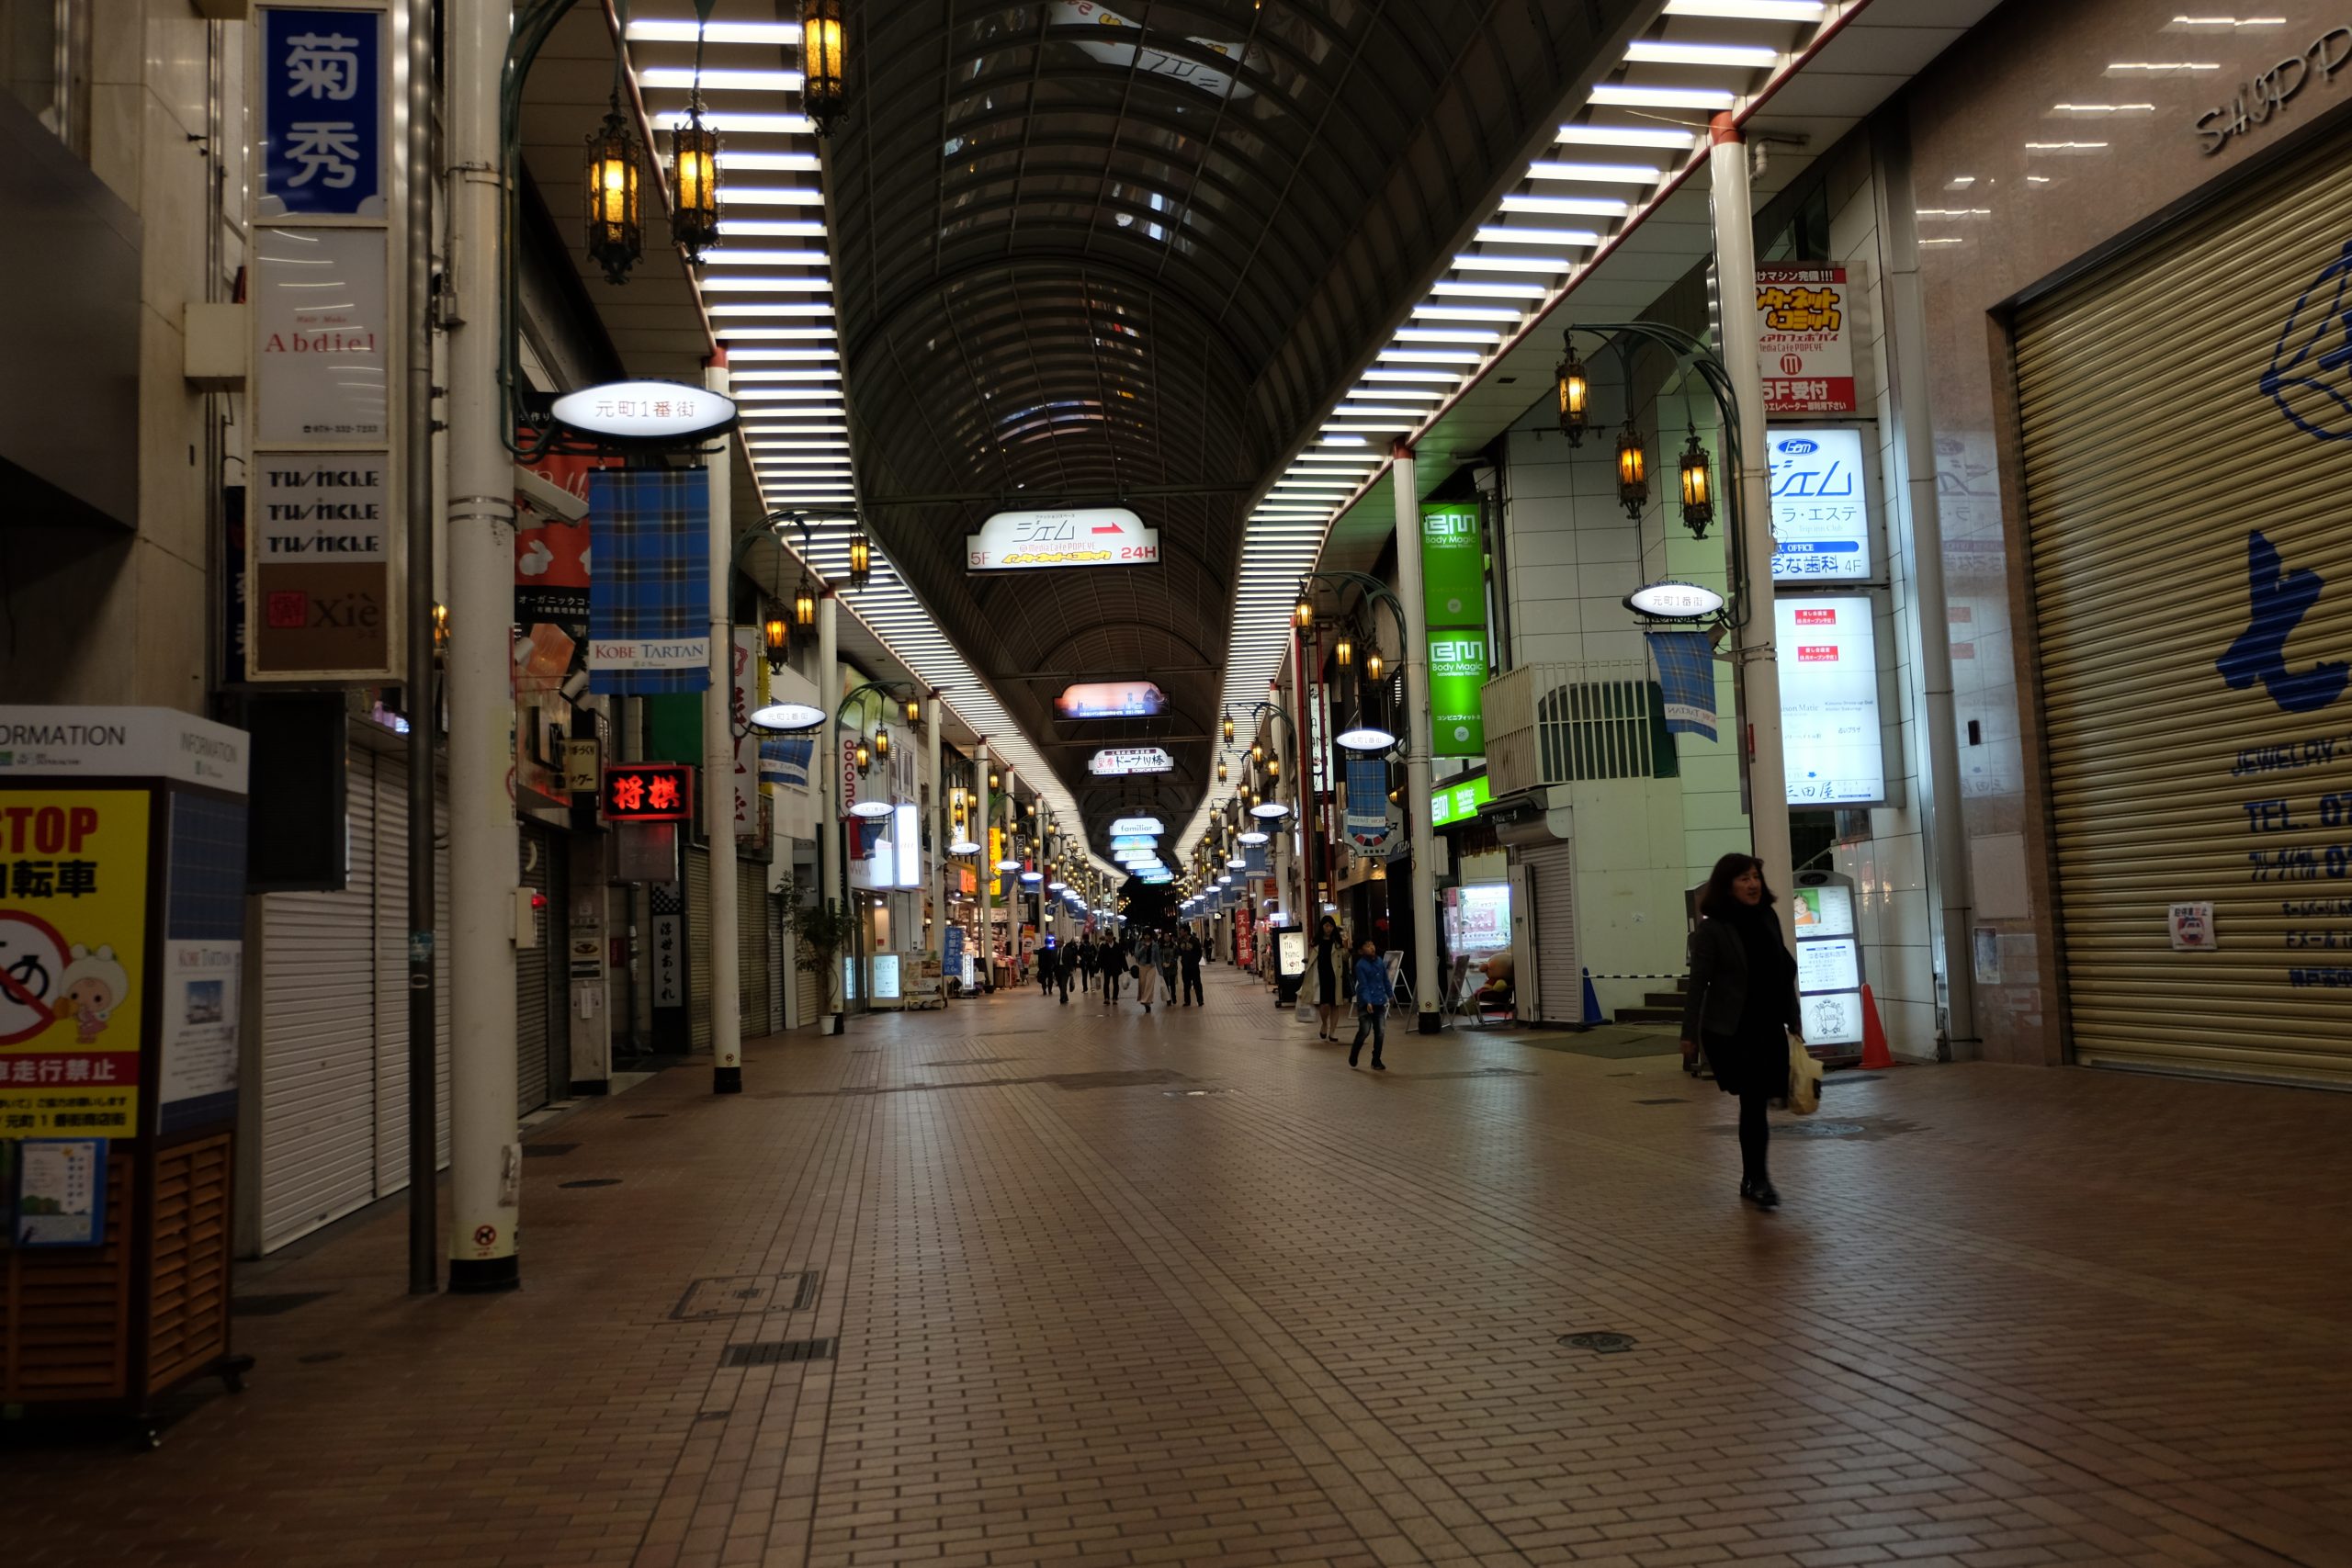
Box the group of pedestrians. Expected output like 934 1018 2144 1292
1032 929 1206 1013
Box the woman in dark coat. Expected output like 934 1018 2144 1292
1679 852 1804 1208
1310 915 1343 1041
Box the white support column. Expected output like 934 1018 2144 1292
926 693 945 990
974 741 991 991
445 0 520 1292
1000 764 1016 983
701 357 741 1093
818 591 841 1028
1390 441 1442 1033
1710 117 1796 895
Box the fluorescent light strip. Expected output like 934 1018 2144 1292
1450 254 1573 274
1476 224 1603 246
718 186 827 207
1498 194 1630 217
1555 123 1700 149
1527 160 1664 184
714 151 823 172
1662 0 1823 18
698 248 829 265
717 328 838 340
707 304 834 316
1379 348 1485 363
641 67 804 91
1413 304 1521 321
627 19 802 43
697 276 831 291
1347 387 1446 400
1397 326 1502 342
654 111 818 137
1623 40 1780 68
1590 83 1737 109
1430 281 1549 298
714 219 827 236
723 349 840 361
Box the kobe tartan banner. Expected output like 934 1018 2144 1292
588 469 711 694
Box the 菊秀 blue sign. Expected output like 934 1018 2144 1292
260 7 385 218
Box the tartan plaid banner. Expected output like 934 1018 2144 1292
1344 756 1392 849
1244 842 1270 874
1647 629 1718 741
588 469 711 694
760 733 815 789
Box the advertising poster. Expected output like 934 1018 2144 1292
253 235 390 446
157 940 241 1117
249 450 393 677
1774 597 1885 806
0 791 148 1138
1420 503 1491 758
967 505 1159 570
1428 631 1489 757
14 1137 106 1247
1754 264 1857 414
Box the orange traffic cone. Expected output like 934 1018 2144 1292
1859 983 1894 1070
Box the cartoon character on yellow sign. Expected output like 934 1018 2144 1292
55 944 130 1044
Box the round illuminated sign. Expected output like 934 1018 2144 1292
949 838 981 855
1250 800 1292 819
1236 829 1270 845
1624 581 1725 620
750 700 826 732
847 798 894 818
550 379 738 444
1335 725 1396 751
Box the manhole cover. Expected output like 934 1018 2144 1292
231 1292 334 1317
522 1143 579 1157
719 1337 836 1368
559 1178 622 1189
673 1271 820 1321
1557 1331 1637 1355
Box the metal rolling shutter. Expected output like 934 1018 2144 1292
766 892 786 1033
2014 126 2352 1088
370 750 410 1193
736 861 769 1040
684 845 713 1052
515 825 554 1113
260 753 378 1250
1517 840 1579 1026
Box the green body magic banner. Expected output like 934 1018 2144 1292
1419 503 1489 756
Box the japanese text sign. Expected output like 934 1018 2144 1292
600 763 696 824
1767 427 1873 582
1755 265 1856 416
968 507 1159 570
0 791 148 1139
260 6 385 218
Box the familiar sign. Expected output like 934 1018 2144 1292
1087 747 1173 776
1109 816 1165 836
1775 597 1885 807
1754 265 1857 415
550 379 737 445
1768 427 1872 582
967 506 1159 570
1056 681 1165 719
600 762 695 824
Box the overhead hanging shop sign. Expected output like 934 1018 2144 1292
1420 503 1490 758
550 379 737 445
1056 681 1165 719
600 762 695 824
248 4 401 683
967 506 1159 570
1755 265 1857 415
1087 747 1173 776
1051 3 1259 99
1429 773 1491 829
1768 428 1871 582
1109 816 1164 836
1775 597 1886 807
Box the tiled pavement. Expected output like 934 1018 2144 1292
5 966 2350 1568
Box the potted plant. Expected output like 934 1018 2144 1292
778 874 858 1033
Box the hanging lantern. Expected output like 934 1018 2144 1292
432 602 450 650
989 769 1001 792
1266 755 1281 781
904 694 922 725
1294 583 1314 630
1222 714 1236 743
1250 740 1263 764
854 739 872 773
763 612 788 671
1216 759 1227 783
873 728 890 761
1555 335 1590 446
1614 419 1649 520
799 0 848 135
847 528 873 590
1678 429 1714 538
1365 649 1384 682
669 101 721 262
793 573 817 627
1335 629 1354 670
583 106 643 286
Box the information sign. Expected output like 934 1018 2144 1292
1754 264 1857 414
1430 773 1491 828
1429 632 1488 756
1088 747 1174 776
1775 598 1884 807
968 506 1159 570
1768 428 1872 582
1056 681 1166 719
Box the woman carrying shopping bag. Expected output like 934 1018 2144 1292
1679 852 1804 1209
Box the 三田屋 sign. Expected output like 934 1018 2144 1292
968 507 1159 570
1754 265 1857 416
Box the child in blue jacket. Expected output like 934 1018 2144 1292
1348 940 1392 1070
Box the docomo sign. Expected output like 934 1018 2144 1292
551 379 738 444
967 506 1160 570
1088 747 1174 776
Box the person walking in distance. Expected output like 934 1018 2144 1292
1100 932 1124 1006
1157 931 1179 1002
1076 938 1095 995
1346 939 1392 1069
1310 915 1343 1041
1679 852 1805 1209
1055 941 1074 1004
1179 931 1204 1007
1036 942 1057 998
1135 930 1162 1012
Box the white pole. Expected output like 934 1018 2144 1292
926 693 944 995
445 0 520 1292
1000 764 1016 983
701 357 741 1093
1389 441 1442 1034
1710 118 1796 895
817 590 840 1028
974 741 991 991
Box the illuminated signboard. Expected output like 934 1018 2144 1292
1055 680 1166 719
1768 427 1871 582
1109 816 1165 836
1429 773 1491 828
1088 746 1174 776
967 506 1160 570
600 761 695 823
1775 597 1885 806
551 379 738 445
1109 835 1157 852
